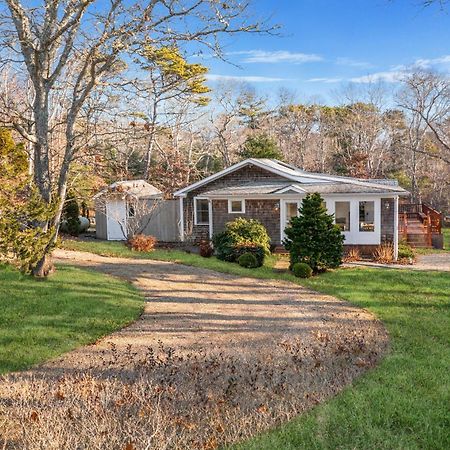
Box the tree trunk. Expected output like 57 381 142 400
32 253 55 278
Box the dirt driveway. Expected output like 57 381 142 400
1 250 389 449
49 249 387 372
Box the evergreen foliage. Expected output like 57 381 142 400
237 252 258 268
283 193 344 273
239 133 283 160
63 192 81 236
0 129 56 274
292 262 313 278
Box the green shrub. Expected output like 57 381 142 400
234 244 265 267
284 193 344 273
398 242 415 260
213 218 271 264
225 218 271 254
292 262 313 278
63 192 81 236
238 252 258 268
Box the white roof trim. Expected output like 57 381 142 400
173 158 407 196
275 184 306 194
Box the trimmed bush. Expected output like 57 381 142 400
292 262 313 278
234 244 265 267
213 218 271 265
225 218 271 254
129 235 157 252
284 193 344 273
238 252 258 268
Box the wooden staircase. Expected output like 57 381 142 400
399 203 443 248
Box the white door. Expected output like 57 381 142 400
106 199 127 240
280 200 301 242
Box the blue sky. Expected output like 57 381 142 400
197 0 450 103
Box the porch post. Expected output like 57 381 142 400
393 196 399 261
178 196 185 242
208 199 213 240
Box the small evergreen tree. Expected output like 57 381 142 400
239 133 283 160
0 128 56 275
283 193 344 273
63 192 81 236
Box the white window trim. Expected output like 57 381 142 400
228 199 246 214
194 197 209 225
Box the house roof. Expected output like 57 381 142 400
173 159 409 197
201 181 407 197
94 180 163 200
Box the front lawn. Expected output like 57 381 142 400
0 264 143 374
61 238 450 449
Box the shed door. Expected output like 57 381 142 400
106 199 127 240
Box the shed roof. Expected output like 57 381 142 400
94 180 163 200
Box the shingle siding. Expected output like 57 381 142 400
183 164 285 243
212 199 281 244
381 198 395 243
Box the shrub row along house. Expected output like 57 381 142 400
173 159 409 259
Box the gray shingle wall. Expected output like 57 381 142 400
184 164 285 243
381 198 395 243
212 199 281 244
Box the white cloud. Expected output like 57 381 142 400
336 57 373 69
414 55 450 69
228 50 322 64
349 70 405 83
307 77 342 83
206 74 286 83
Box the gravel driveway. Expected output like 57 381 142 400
48 249 387 372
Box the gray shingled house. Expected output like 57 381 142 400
174 158 410 258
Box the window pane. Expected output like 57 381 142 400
335 201 350 231
231 200 243 212
286 202 298 221
359 201 375 232
196 199 209 224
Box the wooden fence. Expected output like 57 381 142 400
141 199 181 242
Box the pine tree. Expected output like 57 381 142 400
283 193 344 273
239 133 283 160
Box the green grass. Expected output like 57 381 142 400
414 227 450 255
62 238 450 449
0 264 144 374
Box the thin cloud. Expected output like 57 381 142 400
206 74 286 83
336 57 373 69
349 70 405 83
414 55 450 69
307 77 342 83
228 50 323 64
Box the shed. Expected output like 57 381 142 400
94 180 164 241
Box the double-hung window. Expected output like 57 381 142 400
228 199 245 214
194 198 210 225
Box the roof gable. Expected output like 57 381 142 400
173 159 408 196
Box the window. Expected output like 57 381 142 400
359 201 375 232
335 201 350 231
228 199 245 214
194 198 209 225
127 202 136 218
